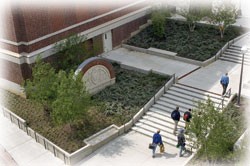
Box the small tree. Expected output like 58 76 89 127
151 5 170 38
51 70 91 126
24 59 57 115
210 2 237 39
188 99 243 161
24 59 92 126
55 34 86 70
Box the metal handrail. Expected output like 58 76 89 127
217 88 231 110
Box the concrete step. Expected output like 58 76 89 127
171 84 227 102
227 48 242 54
162 93 223 109
167 88 224 105
146 108 186 126
225 49 250 57
223 52 250 62
231 44 250 52
220 57 250 66
165 90 221 105
138 119 175 134
161 94 197 107
152 103 194 115
157 99 196 111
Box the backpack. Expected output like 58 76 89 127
183 113 189 121
171 111 177 120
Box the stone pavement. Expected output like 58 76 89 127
76 131 192 166
0 108 65 166
102 47 199 78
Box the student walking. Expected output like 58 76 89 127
183 108 192 129
171 106 180 135
151 129 163 158
220 73 229 96
177 128 186 157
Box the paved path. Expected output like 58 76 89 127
76 131 191 166
102 47 199 78
0 108 65 166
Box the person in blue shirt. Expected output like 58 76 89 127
152 129 163 158
220 73 229 95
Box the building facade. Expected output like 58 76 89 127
0 0 151 94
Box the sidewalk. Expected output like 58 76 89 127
0 108 65 166
76 131 192 166
102 47 199 78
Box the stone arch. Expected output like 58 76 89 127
75 57 115 94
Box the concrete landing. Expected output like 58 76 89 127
102 47 199 78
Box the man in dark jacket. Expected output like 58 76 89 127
152 129 163 158
171 106 180 135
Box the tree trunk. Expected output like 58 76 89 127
219 25 224 39
189 22 196 32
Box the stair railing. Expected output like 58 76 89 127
217 88 231 111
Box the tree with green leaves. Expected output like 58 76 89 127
55 34 87 70
187 99 245 161
51 70 91 126
151 5 170 38
209 2 237 39
24 59 58 115
24 59 92 126
179 2 212 32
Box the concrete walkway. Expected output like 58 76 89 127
0 108 65 166
76 131 191 166
102 47 199 78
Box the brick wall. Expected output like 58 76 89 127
1 1 148 54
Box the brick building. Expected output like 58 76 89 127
0 0 151 94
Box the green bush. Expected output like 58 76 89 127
188 99 246 162
151 11 166 38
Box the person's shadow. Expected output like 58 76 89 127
154 150 192 159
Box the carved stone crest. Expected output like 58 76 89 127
75 57 115 94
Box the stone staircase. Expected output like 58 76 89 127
132 83 229 151
219 44 250 65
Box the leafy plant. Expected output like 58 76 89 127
187 99 246 161
209 2 237 39
24 59 92 126
179 5 209 32
24 58 57 115
51 70 91 126
151 5 170 38
55 34 87 71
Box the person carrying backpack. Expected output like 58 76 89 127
171 106 180 135
183 108 192 129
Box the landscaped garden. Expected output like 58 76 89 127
126 19 244 61
0 63 169 153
